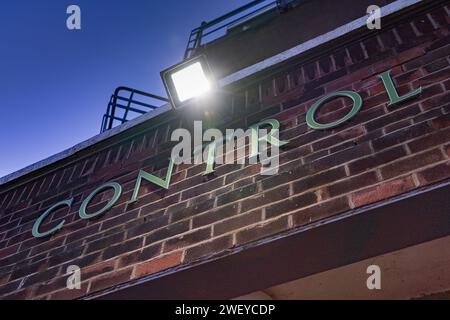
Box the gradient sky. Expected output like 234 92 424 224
0 0 250 178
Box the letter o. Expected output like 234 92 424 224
306 91 363 130
79 182 122 219
32 199 73 238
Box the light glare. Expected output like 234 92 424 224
171 62 211 102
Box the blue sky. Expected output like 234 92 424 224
0 0 249 178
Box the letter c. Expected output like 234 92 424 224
32 199 73 238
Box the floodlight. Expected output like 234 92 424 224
161 55 215 109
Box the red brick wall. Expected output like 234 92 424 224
0 1 449 300
203 0 395 78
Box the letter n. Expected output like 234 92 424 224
130 158 175 202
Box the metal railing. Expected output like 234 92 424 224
184 0 301 59
101 0 303 132
100 87 169 133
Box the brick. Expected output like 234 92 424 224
247 105 281 125
404 44 450 70
313 143 373 169
413 14 435 34
30 237 65 257
265 192 317 219
85 232 124 254
126 214 169 239
415 68 450 86
70 251 102 269
48 246 83 267
282 87 325 109
333 48 348 69
275 75 288 94
319 56 332 73
170 199 215 223
213 210 262 236
312 126 365 151
313 96 346 117
246 86 260 108
304 69 347 91
420 92 450 110
241 184 290 213
429 9 449 28
372 122 432 151
47 170 64 191
217 184 257 207
326 171 379 198
144 221 190 246
430 114 450 130
417 161 450 185
0 279 22 296
184 235 233 262
408 127 450 152
23 267 60 287
0 243 20 260
304 62 317 80
181 177 224 200
81 260 116 281
133 251 182 279
349 145 407 174
292 196 351 227
351 176 416 207
292 166 347 195
117 244 162 268
385 119 412 134
259 164 312 191
225 165 260 185
261 79 275 101
101 209 139 231
423 58 449 73
102 238 143 260
130 194 179 217
366 104 421 132
380 148 444 179
163 227 211 252
348 42 365 63
193 203 239 228
2 288 33 300
89 267 133 293
51 286 89 300
413 108 443 124
235 216 289 246
394 69 423 86
396 23 417 46
363 37 383 58
65 223 99 245
33 271 75 297
0 274 10 286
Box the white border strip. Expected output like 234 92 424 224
0 0 422 186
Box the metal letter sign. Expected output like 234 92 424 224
31 69 423 239
79 182 122 219
306 91 363 130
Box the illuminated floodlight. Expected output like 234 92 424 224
161 55 215 109
171 62 211 102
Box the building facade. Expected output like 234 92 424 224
0 0 450 299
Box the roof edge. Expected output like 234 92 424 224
0 0 422 187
